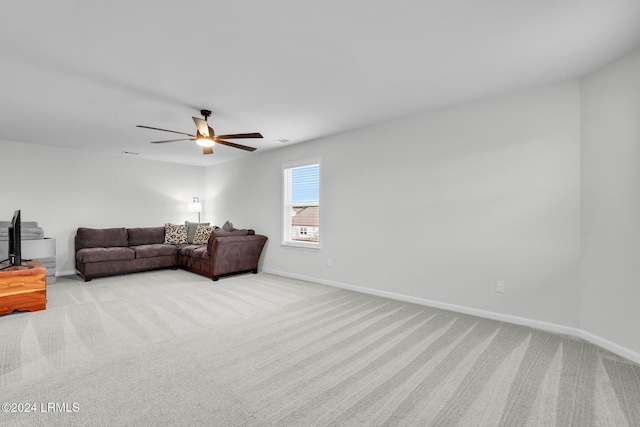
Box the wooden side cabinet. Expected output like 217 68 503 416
0 259 47 315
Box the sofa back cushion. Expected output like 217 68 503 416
76 227 128 249
128 227 165 246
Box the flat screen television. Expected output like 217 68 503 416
1 210 22 269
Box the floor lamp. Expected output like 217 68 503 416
188 197 202 222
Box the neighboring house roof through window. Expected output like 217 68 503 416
292 206 319 227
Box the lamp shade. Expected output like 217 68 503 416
188 197 201 213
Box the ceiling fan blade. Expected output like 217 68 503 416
214 132 263 140
150 138 194 144
215 140 257 152
136 125 195 137
192 117 210 137
202 146 214 155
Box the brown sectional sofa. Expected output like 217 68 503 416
75 226 267 282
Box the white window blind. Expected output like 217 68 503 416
282 160 320 248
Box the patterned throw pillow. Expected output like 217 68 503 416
164 223 188 244
185 221 210 243
193 225 213 244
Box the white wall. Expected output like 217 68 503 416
0 140 205 273
205 80 582 328
580 49 640 355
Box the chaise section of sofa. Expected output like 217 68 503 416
179 229 268 281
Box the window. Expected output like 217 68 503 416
283 160 320 248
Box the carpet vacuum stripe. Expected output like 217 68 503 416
0 270 638 426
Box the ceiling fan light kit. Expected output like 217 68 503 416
195 134 215 147
136 109 262 155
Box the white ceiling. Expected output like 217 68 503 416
2 1 640 166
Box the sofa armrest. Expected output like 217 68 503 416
209 234 268 279
206 229 253 253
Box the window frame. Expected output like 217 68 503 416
281 158 321 250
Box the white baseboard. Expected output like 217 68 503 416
56 270 76 277
574 329 640 365
263 268 640 365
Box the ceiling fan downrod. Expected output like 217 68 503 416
200 109 212 121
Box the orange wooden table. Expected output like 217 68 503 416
0 259 47 315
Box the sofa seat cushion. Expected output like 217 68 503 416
131 244 178 259
179 245 210 260
76 247 135 263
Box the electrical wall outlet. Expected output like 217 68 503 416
496 280 505 293
327 259 333 267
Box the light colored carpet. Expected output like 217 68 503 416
1 270 639 426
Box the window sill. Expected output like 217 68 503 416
281 241 322 251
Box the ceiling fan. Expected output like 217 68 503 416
136 109 263 155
